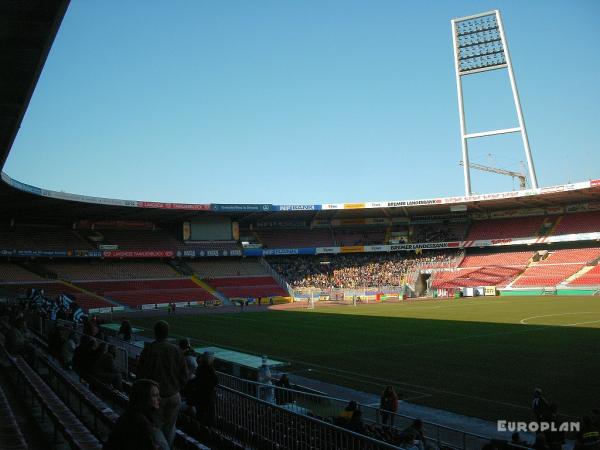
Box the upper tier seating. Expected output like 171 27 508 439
466 216 546 240
42 260 182 280
77 279 214 306
333 228 386 246
177 241 241 251
0 225 93 250
552 211 600 235
569 264 600 286
98 229 180 250
206 276 287 298
255 229 334 249
512 247 600 287
0 261 44 282
413 223 467 243
188 258 267 278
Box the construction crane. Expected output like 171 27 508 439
459 161 528 190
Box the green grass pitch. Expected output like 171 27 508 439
130 296 600 422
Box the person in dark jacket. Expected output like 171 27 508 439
186 352 218 427
103 379 168 450
380 386 398 428
118 320 132 342
137 321 188 447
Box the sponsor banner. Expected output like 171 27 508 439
103 250 174 258
274 204 320 211
364 245 388 253
450 205 468 212
387 198 442 208
98 244 118 250
321 203 343 210
315 247 340 254
72 250 103 258
211 204 272 212
591 179 600 187
546 232 600 243
256 220 307 229
344 203 365 209
137 201 210 210
179 249 243 258
390 242 455 251
175 302 189 307
341 245 365 253
484 286 497 296
141 304 156 309
7 250 69 257
366 202 386 208
244 247 316 256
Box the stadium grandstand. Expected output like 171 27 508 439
0 2 599 450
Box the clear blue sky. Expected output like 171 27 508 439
4 0 600 204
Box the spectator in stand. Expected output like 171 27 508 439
534 433 550 450
136 321 188 449
511 432 530 447
118 320 132 341
275 373 293 405
403 419 428 450
578 416 600 450
532 388 550 422
72 334 89 376
380 386 398 428
338 400 359 425
103 379 169 450
5 317 31 356
61 331 78 369
178 338 198 379
83 315 98 337
94 344 123 391
185 351 218 427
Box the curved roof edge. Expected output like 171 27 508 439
2 171 599 213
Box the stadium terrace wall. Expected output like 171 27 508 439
2 231 600 259
2 171 599 212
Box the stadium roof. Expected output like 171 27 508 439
0 0 599 226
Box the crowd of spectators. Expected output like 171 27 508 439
269 251 460 289
413 224 466 243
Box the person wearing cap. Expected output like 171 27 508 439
137 321 188 449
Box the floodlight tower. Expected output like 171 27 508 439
451 10 539 196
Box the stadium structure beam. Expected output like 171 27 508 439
451 10 539 196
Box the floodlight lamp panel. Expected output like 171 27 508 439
453 11 507 74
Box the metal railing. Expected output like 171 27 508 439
215 384 400 450
216 372 490 450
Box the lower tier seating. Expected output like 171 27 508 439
206 276 287 298
76 278 214 307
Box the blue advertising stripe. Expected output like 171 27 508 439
211 204 273 212
274 204 321 211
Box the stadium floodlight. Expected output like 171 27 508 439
451 10 539 196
